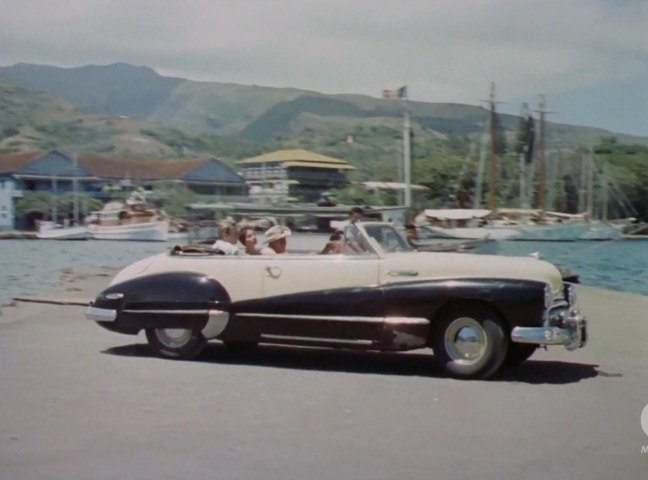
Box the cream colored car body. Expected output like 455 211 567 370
111 222 563 303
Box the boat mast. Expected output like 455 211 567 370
73 153 80 225
517 103 530 208
473 114 489 209
51 175 58 223
487 82 497 211
586 148 594 218
536 95 547 212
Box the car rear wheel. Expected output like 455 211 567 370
431 305 508 379
145 328 207 359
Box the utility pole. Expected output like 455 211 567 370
383 86 411 209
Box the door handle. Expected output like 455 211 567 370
265 266 282 279
387 270 419 277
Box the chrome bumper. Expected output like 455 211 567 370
86 306 117 322
85 305 229 339
511 308 587 351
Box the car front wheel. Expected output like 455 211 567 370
431 305 508 379
145 328 207 359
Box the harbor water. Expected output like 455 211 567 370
0 236 646 308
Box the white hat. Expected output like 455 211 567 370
264 225 291 244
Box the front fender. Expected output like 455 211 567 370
90 271 231 334
381 278 548 329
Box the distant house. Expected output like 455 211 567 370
238 149 355 203
0 150 247 230
0 150 94 230
76 155 247 199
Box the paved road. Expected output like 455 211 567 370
1 275 647 479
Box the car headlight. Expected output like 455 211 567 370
544 284 554 309
565 284 576 307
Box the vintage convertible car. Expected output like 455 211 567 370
86 222 587 379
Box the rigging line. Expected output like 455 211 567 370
608 175 637 217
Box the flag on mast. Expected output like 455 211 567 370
382 86 408 99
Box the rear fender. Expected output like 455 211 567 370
93 271 230 334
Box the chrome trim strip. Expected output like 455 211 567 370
236 313 385 323
121 309 209 315
387 270 419 277
384 316 429 325
236 313 429 325
261 334 374 345
86 306 117 322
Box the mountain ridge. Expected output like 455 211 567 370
1 62 647 159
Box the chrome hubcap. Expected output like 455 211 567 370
155 328 192 349
444 317 487 364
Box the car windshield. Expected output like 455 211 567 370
360 224 415 253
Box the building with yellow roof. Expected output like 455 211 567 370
238 149 355 202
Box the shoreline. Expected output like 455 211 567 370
0 230 38 239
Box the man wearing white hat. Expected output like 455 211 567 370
261 225 291 255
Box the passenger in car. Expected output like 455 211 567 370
238 225 260 255
405 224 419 247
212 217 241 255
261 225 291 255
320 230 344 254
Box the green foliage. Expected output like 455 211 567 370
329 184 375 206
14 191 103 220
33 122 100 148
14 192 53 217
592 140 648 219
140 128 266 160
152 183 198 218
1 126 19 139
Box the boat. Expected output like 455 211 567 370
86 196 169 242
501 210 626 241
410 232 498 254
36 220 89 240
415 209 521 240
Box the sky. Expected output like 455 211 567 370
2 0 648 136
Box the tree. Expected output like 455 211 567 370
14 192 54 219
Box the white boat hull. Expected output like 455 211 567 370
89 221 169 242
515 222 624 241
37 223 89 240
424 225 520 240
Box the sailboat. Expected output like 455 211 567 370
415 83 522 241
513 115 626 242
